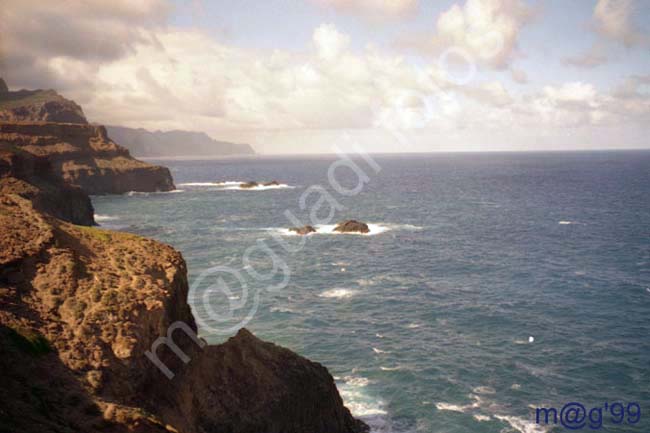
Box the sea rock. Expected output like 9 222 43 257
263 180 280 186
0 78 8 93
240 181 259 188
289 225 317 235
0 194 368 433
0 122 175 194
334 220 370 234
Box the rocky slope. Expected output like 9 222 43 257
106 126 255 158
0 122 175 194
0 194 368 433
0 86 88 124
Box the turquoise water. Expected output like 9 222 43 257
92 152 650 433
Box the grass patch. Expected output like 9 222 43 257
78 226 112 242
0 89 62 110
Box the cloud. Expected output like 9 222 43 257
313 0 418 18
313 24 351 60
509 67 528 84
562 45 608 68
428 0 533 70
0 0 168 91
592 0 646 46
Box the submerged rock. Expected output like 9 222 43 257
289 225 317 235
334 220 370 234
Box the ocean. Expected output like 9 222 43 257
92 151 650 433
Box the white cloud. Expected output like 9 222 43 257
431 0 533 69
313 0 418 18
313 24 351 60
593 0 646 47
563 45 609 69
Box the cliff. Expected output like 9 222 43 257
106 126 255 158
0 122 175 194
0 194 368 433
0 144 95 225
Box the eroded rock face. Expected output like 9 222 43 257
0 122 175 194
289 225 317 235
0 145 95 225
334 220 370 234
0 195 368 433
263 180 280 186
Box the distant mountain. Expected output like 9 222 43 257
106 126 256 157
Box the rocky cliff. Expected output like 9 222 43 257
0 144 95 225
106 126 255 158
0 194 368 433
0 122 175 194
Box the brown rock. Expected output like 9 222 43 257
0 88 87 123
262 180 280 186
0 122 175 194
0 194 368 433
289 225 317 235
333 220 370 234
239 181 259 188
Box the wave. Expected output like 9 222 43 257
337 375 389 432
372 347 391 354
494 415 548 433
270 306 295 314
126 189 184 196
94 214 119 222
178 180 294 190
558 221 575 225
318 288 359 299
379 366 402 371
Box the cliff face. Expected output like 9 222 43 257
106 126 256 158
0 122 175 194
0 145 95 225
0 195 367 433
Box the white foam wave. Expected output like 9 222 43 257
494 415 548 433
94 214 118 222
472 386 496 395
558 221 574 225
178 181 294 190
474 414 491 422
379 366 401 371
270 306 295 313
406 323 421 329
318 288 359 299
126 189 184 196
372 347 391 354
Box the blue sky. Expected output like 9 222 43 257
3 0 649 153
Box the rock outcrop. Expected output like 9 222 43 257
0 144 95 225
106 125 256 158
0 88 88 124
289 225 317 235
334 220 370 234
0 194 368 433
0 78 8 93
0 122 175 194
240 180 281 189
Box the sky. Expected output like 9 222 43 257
1 0 649 154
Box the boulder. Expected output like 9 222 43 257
263 180 280 186
289 225 317 235
240 181 259 188
334 220 370 234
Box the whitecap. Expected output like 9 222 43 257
474 414 491 422
494 415 547 433
270 306 294 314
318 288 359 299
406 323 421 329
435 402 470 413
375 333 385 339
379 366 401 371
94 214 118 222
511 383 522 390
558 221 574 225
372 347 391 354
472 386 496 395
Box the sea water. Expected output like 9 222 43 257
93 151 650 433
